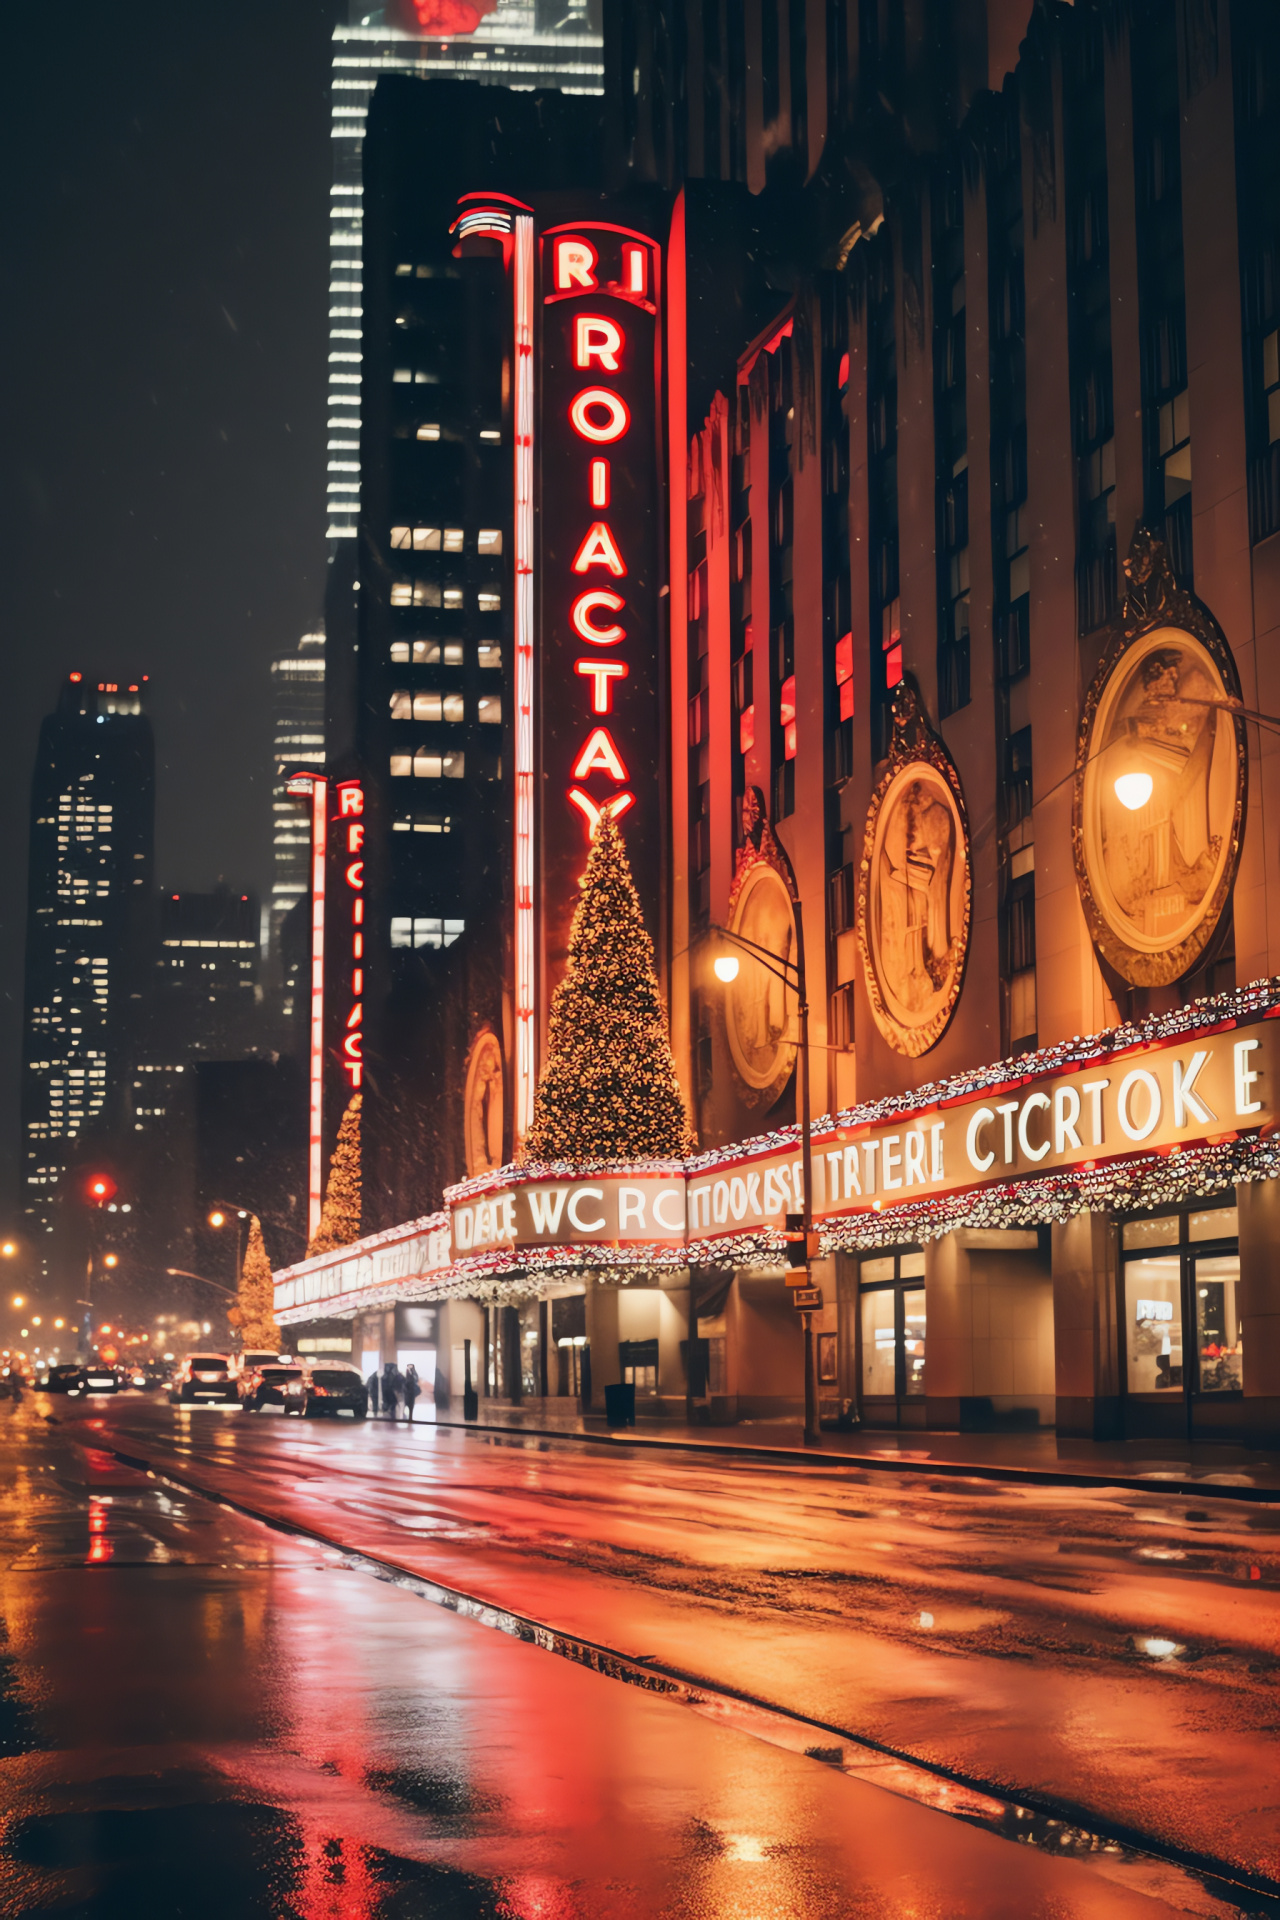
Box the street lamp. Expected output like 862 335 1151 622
710 903 821 1445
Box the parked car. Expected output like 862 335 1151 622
240 1362 303 1412
284 1362 368 1419
169 1353 237 1405
232 1349 286 1380
82 1361 119 1394
42 1363 86 1394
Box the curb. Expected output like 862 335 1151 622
389 1412 1280 1503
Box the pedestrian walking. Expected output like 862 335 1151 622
404 1363 420 1422
366 1370 380 1416
382 1362 400 1420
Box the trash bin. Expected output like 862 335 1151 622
604 1381 636 1427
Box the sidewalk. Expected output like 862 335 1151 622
397 1402 1280 1499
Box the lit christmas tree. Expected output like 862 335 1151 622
525 813 694 1162
307 1092 362 1256
228 1215 279 1350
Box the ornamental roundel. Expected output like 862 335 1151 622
856 680 971 1057
720 789 801 1108
463 1029 505 1177
1073 529 1247 988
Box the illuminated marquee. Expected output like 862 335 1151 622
539 220 663 992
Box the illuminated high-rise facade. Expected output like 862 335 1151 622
325 0 603 544
19 675 155 1282
269 626 326 970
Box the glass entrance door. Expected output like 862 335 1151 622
1120 1203 1241 1438
858 1249 926 1427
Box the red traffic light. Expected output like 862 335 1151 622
86 1174 117 1204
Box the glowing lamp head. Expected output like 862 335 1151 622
1114 771 1154 812
87 1174 115 1204
208 1210 226 1229
1 1242 15 1257
11 1296 24 1310
103 1254 118 1269
714 954 740 984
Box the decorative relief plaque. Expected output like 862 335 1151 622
1073 530 1246 987
857 681 971 1057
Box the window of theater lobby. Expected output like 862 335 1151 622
1120 1195 1241 1436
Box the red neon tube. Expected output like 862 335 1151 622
513 212 536 1146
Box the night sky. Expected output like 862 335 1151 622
0 1 339 1206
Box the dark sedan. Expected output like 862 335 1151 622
286 1363 368 1419
43 1363 86 1394
240 1363 303 1412
82 1363 119 1394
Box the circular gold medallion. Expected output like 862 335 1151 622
723 862 799 1102
859 754 970 1056
463 1029 504 1176
1075 623 1245 985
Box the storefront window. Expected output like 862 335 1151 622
861 1289 898 1395
1124 1256 1183 1392
1119 1200 1240 1400
1194 1255 1242 1393
902 1295 927 1396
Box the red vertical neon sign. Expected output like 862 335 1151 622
287 771 327 1242
336 781 364 1094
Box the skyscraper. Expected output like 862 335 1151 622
325 0 603 544
19 674 154 1284
269 627 326 966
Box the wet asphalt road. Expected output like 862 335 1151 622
3 1395 1279 1916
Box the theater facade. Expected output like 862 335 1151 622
278 0 1280 1448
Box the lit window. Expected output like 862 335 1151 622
477 590 501 613
478 529 503 554
478 643 501 670
390 581 412 607
395 263 413 277
416 424 440 441
391 916 465 950
390 692 412 719
443 588 464 608
478 696 502 724
389 754 413 778
391 526 411 549
393 369 412 384
414 372 433 385
390 641 410 662
480 429 501 442
443 528 464 552
391 582 441 608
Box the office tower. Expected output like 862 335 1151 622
325 0 603 545
19 674 154 1284
269 627 326 971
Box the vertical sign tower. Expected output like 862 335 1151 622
537 219 665 1041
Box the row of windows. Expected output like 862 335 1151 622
390 916 465 949
390 526 502 553
390 583 502 611
392 813 451 834
389 640 500 669
390 692 500 724
390 751 464 780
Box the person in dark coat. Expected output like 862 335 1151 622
366 1370 380 1416
382 1362 401 1420
404 1364 420 1421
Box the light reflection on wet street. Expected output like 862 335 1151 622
3 1397 1279 1916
